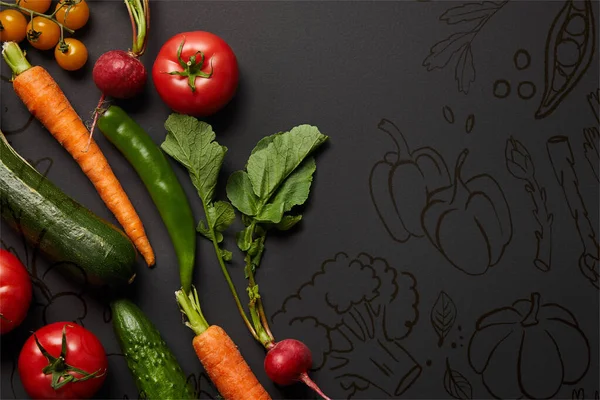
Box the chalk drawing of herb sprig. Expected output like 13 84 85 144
423 1 509 94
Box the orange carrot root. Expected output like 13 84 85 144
12 66 155 266
193 325 271 400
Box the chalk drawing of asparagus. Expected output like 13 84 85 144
505 137 553 271
583 89 599 181
547 136 599 289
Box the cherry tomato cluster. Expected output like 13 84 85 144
0 0 90 71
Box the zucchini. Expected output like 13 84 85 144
111 298 196 399
0 131 136 286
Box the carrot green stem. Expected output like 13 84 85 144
0 1 75 34
175 287 209 336
124 0 149 56
1 42 32 77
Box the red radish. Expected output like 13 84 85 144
89 0 149 137
93 50 146 99
265 339 331 400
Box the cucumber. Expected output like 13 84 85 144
111 298 196 399
0 132 136 286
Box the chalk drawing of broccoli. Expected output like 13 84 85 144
272 252 421 399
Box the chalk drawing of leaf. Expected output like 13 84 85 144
423 1 508 94
423 32 476 70
455 45 476 93
431 291 457 347
444 358 473 399
441 1 507 25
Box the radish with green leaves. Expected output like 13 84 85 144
161 114 331 399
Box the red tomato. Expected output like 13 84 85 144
152 31 239 117
0 249 32 334
18 322 107 399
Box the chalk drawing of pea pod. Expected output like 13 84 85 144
535 0 596 119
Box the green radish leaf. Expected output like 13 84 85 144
266 157 317 214
209 201 236 233
197 202 235 244
196 220 213 241
249 132 283 156
247 285 261 301
276 215 303 231
254 158 316 223
161 114 226 204
221 249 233 262
246 125 327 201
227 171 259 216
249 235 266 271
236 226 254 252
256 202 285 223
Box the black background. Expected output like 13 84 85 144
1 1 599 399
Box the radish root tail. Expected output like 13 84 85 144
300 372 331 400
84 93 107 153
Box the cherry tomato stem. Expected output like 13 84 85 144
54 0 89 31
55 38 87 71
27 16 60 50
0 1 75 34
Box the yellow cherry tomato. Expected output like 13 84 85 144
0 10 28 42
26 17 59 50
54 38 88 71
54 0 89 30
17 0 51 14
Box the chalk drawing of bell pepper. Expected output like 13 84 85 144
369 119 450 243
421 149 513 275
535 0 596 119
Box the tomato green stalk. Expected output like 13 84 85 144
96 106 196 293
166 37 213 92
33 325 104 389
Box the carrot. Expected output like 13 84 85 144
194 325 272 400
1 41 154 266
176 289 272 400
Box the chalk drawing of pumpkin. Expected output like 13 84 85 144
468 292 590 399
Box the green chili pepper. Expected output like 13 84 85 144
97 105 196 292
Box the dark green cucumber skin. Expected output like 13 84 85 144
111 298 196 400
0 134 137 286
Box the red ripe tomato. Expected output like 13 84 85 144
152 31 239 117
0 249 32 334
18 322 107 399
